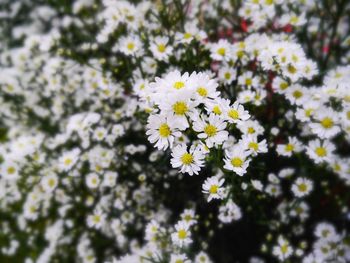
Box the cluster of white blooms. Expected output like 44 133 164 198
144 70 266 178
0 0 349 262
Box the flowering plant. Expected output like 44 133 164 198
0 0 349 262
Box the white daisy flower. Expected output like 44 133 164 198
306 139 335 164
276 136 303 157
272 236 293 261
146 114 182 150
210 39 233 61
223 146 251 176
171 221 192 247
192 114 228 148
202 176 225 202
170 144 205 176
150 36 173 61
224 101 250 124
291 177 313 197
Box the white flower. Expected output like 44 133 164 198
117 35 142 56
170 144 205 175
218 67 236 84
238 71 259 88
93 127 107 141
291 177 313 197
240 135 268 156
306 139 335 164
146 114 182 150
41 174 58 193
150 36 173 61
202 176 225 202
272 236 293 261
309 108 341 139
86 173 101 189
170 254 190 263
1 160 19 181
87 209 106 229
188 72 220 103
218 200 242 223
171 221 192 247
224 101 250 124
59 148 81 172
223 146 251 176
102 171 118 187
193 114 228 148
276 136 303 157
210 39 233 61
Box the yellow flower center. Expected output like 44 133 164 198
287 64 297 74
209 185 218 194
173 101 188 115
212 106 222 115
249 142 259 151
158 123 171 137
64 158 72 166
305 109 313 117
93 215 101 223
297 183 307 192
173 81 185 89
281 244 289 254
247 127 255 134
184 32 192 39
285 144 294 152
181 153 193 165
315 147 327 157
127 42 135 50
7 166 16 174
228 109 239 119
224 72 231 79
245 78 252 86
231 158 243 167
197 87 208 97
204 124 217 137
280 82 289 90
217 47 226 56
157 44 166 53
321 117 333 129
177 229 187 239
48 178 56 188
293 90 303 99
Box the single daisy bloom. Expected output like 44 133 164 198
192 114 228 148
291 177 313 197
87 209 106 229
210 39 233 61
223 146 251 176
188 72 220 103
241 135 268 156
0 160 19 181
276 136 303 157
86 173 101 189
58 148 81 172
238 71 259 88
150 36 173 61
202 176 225 202
41 174 58 193
224 101 250 124
272 236 293 261
171 221 192 247
306 139 335 164
309 108 341 139
146 114 182 150
117 35 142 56
170 254 191 263
170 144 205 176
